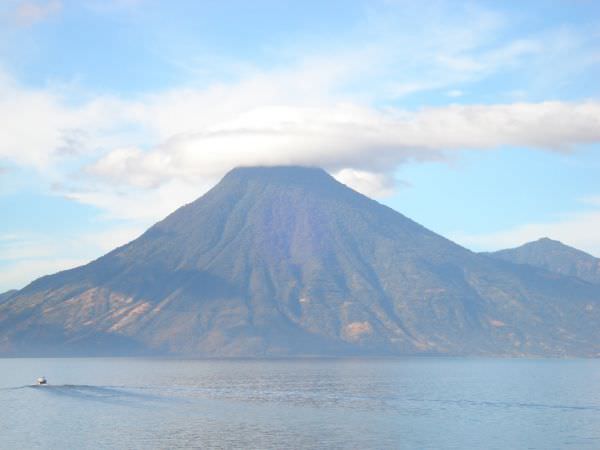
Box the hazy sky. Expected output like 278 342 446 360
0 0 599 290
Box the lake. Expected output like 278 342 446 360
1 358 600 449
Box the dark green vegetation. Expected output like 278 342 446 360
486 238 600 285
2 167 600 357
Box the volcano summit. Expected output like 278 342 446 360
1 166 600 357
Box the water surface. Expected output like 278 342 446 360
1 358 600 449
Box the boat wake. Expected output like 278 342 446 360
23 384 161 404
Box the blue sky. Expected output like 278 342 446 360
0 0 599 290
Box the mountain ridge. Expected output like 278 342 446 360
486 237 600 285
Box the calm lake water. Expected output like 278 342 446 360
1 358 600 449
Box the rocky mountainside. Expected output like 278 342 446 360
487 238 600 285
1 166 600 357
0 290 17 303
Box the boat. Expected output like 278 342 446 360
36 376 47 385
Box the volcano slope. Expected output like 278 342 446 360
2 166 600 357
486 237 600 285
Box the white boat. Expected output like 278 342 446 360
36 376 47 385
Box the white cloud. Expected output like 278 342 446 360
2 57 600 223
333 168 397 198
84 100 600 201
581 196 600 207
0 258 83 291
63 179 207 221
446 89 464 98
0 226 143 290
0 73 147 170
1 0 596 188
0 233 84 290
14 0 62 26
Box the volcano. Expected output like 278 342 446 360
2 166 600 357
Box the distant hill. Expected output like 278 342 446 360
486 238 600 285
1 166 600 357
